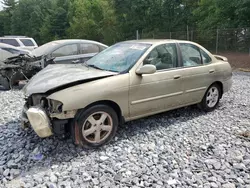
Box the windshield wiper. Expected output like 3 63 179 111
88 64 105 71
85 63 119 72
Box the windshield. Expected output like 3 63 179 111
31 41 60 57
87 42 151 72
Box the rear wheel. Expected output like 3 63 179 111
74 105 118 148
198 84 221 112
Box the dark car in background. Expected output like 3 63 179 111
0 39 108 90
30 39 108 65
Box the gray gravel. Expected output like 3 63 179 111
0 72 250 188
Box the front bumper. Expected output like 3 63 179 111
23 106 53 138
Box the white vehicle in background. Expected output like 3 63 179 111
0 43 30 63
0 36 38 51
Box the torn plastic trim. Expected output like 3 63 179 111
50 110 77 119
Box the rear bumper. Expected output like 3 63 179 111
222 78 232 93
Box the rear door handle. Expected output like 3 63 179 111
209 69 215 73
72 60 80 64
174 75 181 79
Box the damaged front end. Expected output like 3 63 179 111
0 55 54 90
22 94 77 138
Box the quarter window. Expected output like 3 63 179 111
200 49 212 64
20 39 35 47
143 43 178 70
80 43 99 54
1 39 20 47
52 44 78 57
179 43 202 67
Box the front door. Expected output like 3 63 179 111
129 43 184 119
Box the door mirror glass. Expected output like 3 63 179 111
136 64 156 75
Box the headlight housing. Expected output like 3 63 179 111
48 99 63 113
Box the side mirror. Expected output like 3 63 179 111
136 64 156 75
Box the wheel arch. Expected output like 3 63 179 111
76 100 124 125
210 81 223 98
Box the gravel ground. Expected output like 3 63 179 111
0 72 250 188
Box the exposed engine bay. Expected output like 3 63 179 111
0 54 54 89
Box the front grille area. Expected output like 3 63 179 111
25 94 48 108
25 96 33 108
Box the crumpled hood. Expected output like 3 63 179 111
23 64 118 96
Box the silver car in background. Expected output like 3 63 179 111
0 39 108 90
29 39 108 66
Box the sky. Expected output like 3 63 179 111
0 2 3 11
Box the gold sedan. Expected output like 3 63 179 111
22 40 232 148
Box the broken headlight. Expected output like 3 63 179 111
48 99 63 113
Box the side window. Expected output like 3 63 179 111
52 44 78 57
200 49 212 64
99 45 107 52
143 43 178 70
80 43 99 54
20 39 35 47
1 39 20 47
179 43 202 67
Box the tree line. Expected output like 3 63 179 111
0 0 250 45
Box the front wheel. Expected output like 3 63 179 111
198 84 221 112
74 105 118 148
0 75 10 90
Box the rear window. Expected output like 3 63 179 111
1 39 20 47
20 39 35 47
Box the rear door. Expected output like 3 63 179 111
79 43 101 63
51 44 79 64
178 42 216 104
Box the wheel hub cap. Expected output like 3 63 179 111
82 111 113 144
206 86 219 108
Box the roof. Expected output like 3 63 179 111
52 39 107 47
124 39 193 45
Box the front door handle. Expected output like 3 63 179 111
174 75 181 79
72 60 80 64
209 69 215 73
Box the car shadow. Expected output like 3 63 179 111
116 105 205 140
0 104 209 180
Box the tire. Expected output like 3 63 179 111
198 83 222 112
10 71 23 89
74 105 118 148
0 76 10 90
